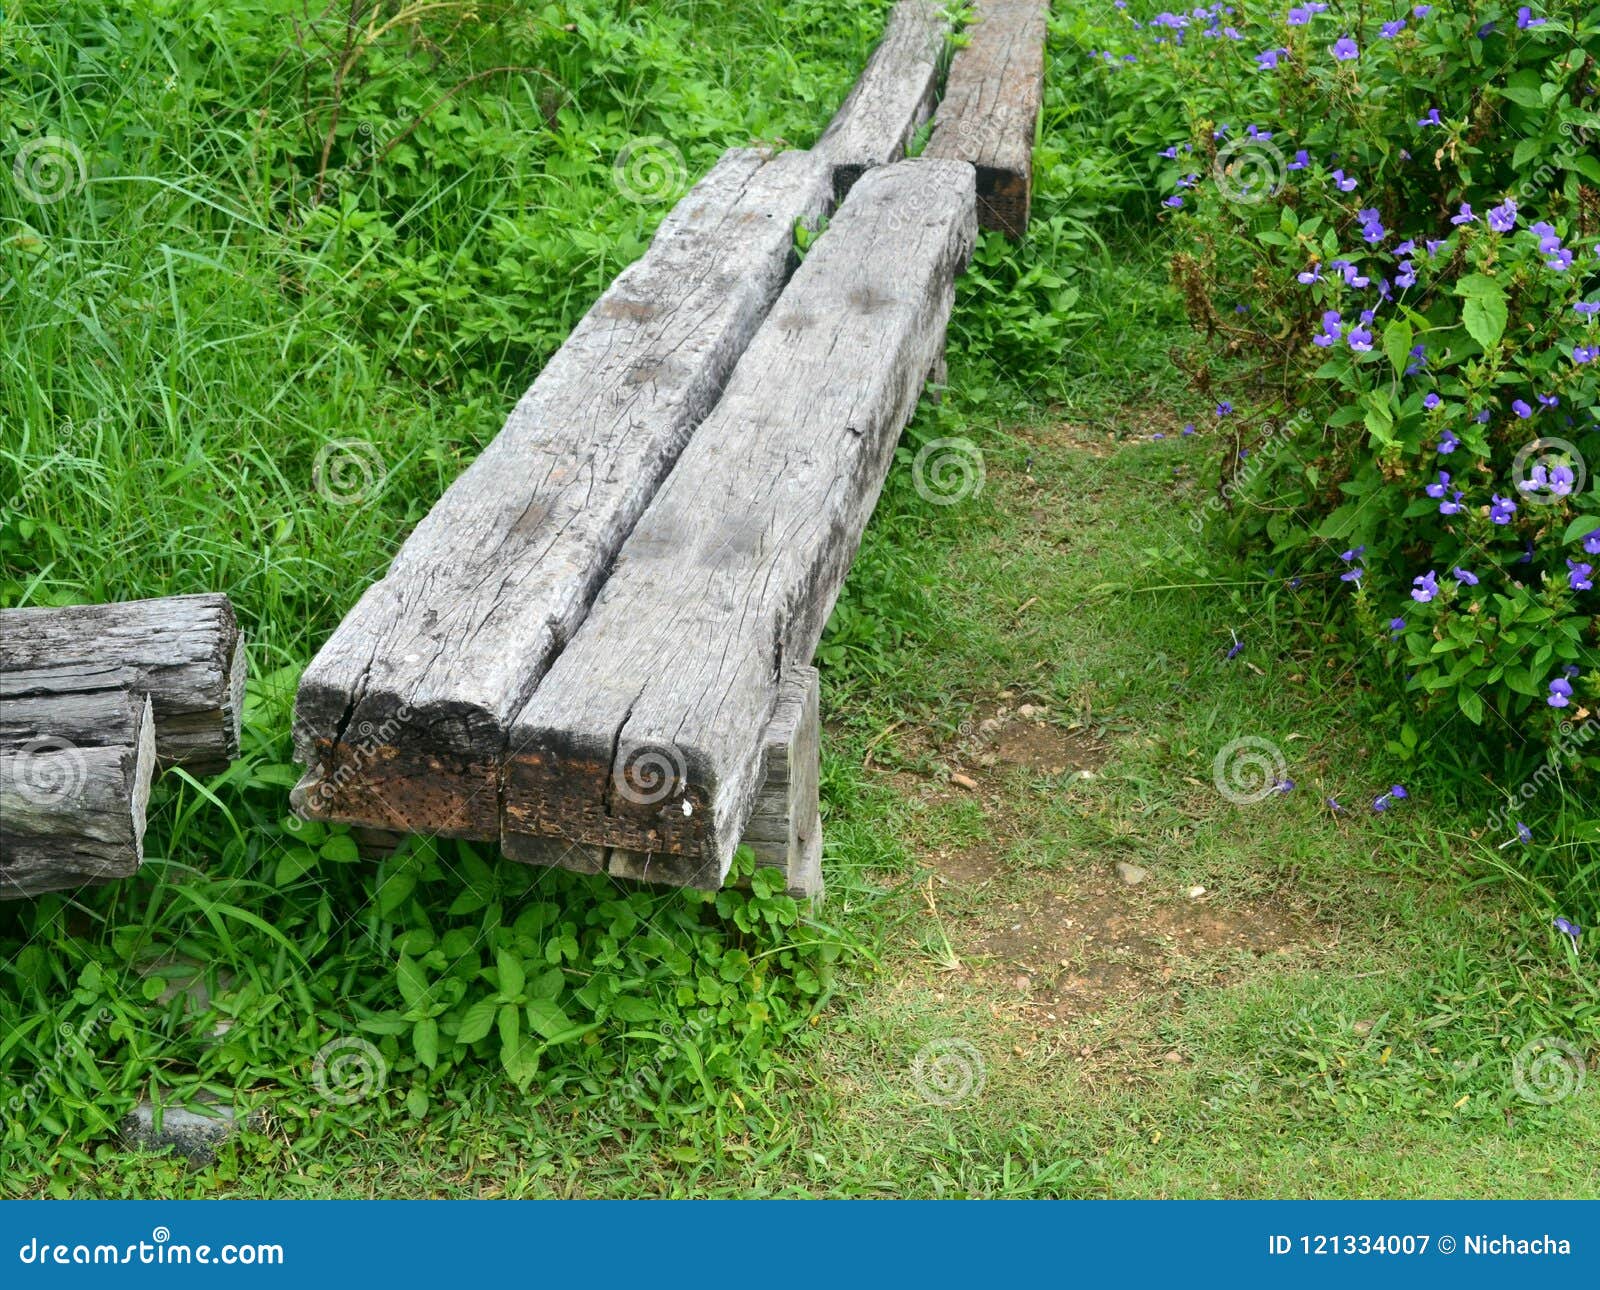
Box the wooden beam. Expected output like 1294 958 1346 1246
292 147 833 839
924 0 1050 237
814 0 951 201
0 692 155 899
502 158 976 887
606 666 823 898
0 595 245 774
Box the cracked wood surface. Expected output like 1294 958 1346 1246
0 594 244 773
924 0 1049 237
502 158 976 887
0 692 155 899
292 148 833 838
814 0 950 201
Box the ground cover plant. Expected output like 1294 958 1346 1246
0 0 1594 1198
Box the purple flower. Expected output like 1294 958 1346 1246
1474 408 1491 423
1426 238 1446 256
1425 471 1451 499
1380 20 1406 37
1183 423 1196 436
1348 323 1374 352
1499 822 1533 849
1164 195 1185 208
1340 545 1366 563
1568 560 1594 592
1225 636 1245 660
1276 779 1295 794
1340 567 1364 582
1372 784 1407 812
1490 493 1517 524
1297 263 1323 284
1287 149 1309 170
1517 7 1546 29
1216 401 1232 417
1411 569 1440 602
1553 917 1581 952
1547 677 1573 708
1331 35 1359 60
1287 5 1312 25
1418 108 1442 127
1452 567 1479 586
1326 796 1343 813
1159 145 1180 159
1538 392 1559 409
1256 48 1285 69
1437 429 1459 454
1450 203 1476 225
1388 617 1406 636
1512 399 1533 418
1423 393 1441 410
1550 463 1575 497
1583 529 1600 555
1488 199 1518 233
1330 169 1358 193
1438 490 1464 516
1576 301 1600 318
1574 345 1597 364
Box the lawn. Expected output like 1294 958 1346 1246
1 0 1595 1198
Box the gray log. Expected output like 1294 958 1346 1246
0 693 155 899
606 666 822 898
814 0 951 201
292 148 834 838
502 159 976 888
924 0 1049 237
0 594 245 773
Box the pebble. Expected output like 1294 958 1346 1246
1188 885 1207 899
950 771 978 790
1116 861 1148 886
1018 703 1039 719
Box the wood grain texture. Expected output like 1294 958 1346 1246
293 148 833 839
814 0 950 200
924 0 1049 237
0 594 244 773
0 693 155 899
503 158 976 887
604 666 822 898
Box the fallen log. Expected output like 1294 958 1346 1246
0 691 156 899
293 147 834 839
0 594 245 774
924 0 1050 237
502 158 976 887
814 0 951 200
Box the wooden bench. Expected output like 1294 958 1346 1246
293 149 833 840
502 158 976 889
925 0 1050 237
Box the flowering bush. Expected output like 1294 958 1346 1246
1071 1 1599 820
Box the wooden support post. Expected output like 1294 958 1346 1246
501 159 976 888
924 0 1050 237
293 148 833 839
0 691 156 899
0 594 245 773
814 0 951 201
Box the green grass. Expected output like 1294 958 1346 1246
1 1 1595 1198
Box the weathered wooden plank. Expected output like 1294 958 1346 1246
0 595 245 773
814 0 951 201
924 0 1049 237
0 693 155 899
605 666 823 899
502 158 976 887
292 147 834 839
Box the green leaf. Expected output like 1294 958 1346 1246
413 1017 439 1068
1457 688 1485 725
1563 515 1599 544
405 1086 429 1119
456 998 498 1044
1460 291 1507 349
497 949 525 1000
396 956 430 1011
526 997 573 1040
1382 318 1414 377
497 1002 521 1051
320 833 360 863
